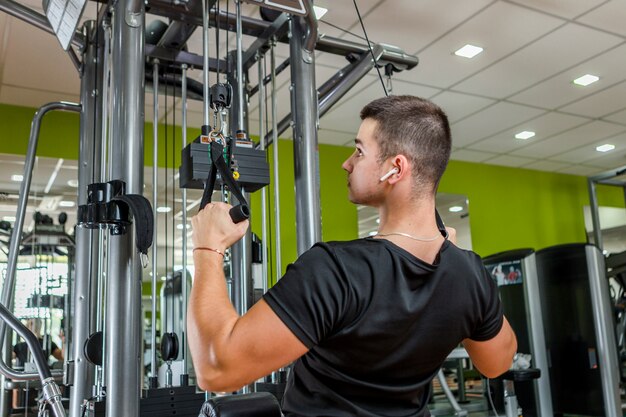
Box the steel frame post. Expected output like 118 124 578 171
105 0 145 415
68 20 104 417
289 16 321 254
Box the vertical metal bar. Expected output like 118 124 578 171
202 0 210 126
270 42 281 280
521 254 554 417
106 0 145 414
289 17 321 254
94 17 111 397
180 63 189 383
258 55 268 294
69 20 104 417
149 59 160 389
585 246 621 417
588 178 603 249
235 0 244 130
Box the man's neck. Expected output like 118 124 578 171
377 196 440 237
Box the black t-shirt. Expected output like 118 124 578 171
13 338 59 367
264 237 503 417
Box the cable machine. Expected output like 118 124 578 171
0 1 418 416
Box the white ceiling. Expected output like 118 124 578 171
1 0 626 275
1 0 626 176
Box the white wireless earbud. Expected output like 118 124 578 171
379 167 399 182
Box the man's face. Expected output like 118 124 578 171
341 119 386 206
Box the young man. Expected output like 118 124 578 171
188 95 517 416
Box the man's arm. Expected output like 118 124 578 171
462 316 517 378
188 203 308 392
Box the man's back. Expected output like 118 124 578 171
264 237 503 416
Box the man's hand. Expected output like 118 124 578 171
191 202 250 251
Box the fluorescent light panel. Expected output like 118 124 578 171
596 144 615 152
11 174 23 182
313 5 327 19
573 74 599 86
59 200 75 207
454 44 483 59
449 206 463 213
157 206 172 213
515 131 535 140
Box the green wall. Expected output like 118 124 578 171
439 160 624 257
1 103 623 275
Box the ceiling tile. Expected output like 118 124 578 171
450 101 544 147
484 154 536 167
455 23 623 98
509 43 626 109
510 120 626 158
320 78 440 135
577 0 626 37
551 131 626 164
362 0 494 56
583 152 626 170
556 165 603 176
467 111 588 153
318 129 355 147
430 91 495 123
3 18 81 94
507 0 606 19
315 0 381 40
450 148 496 163
604 108 626 125
409 1 563 88
522 159 572 172
559 80 626 119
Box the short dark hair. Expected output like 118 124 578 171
360 95 451 194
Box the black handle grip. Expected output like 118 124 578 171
229 204 250 223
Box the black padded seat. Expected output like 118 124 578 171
199 392 282 417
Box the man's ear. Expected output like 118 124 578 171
387 155 410 184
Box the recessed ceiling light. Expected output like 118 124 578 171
454 44 483 59
596 144 615 152
11 175 23 182
3 216 15 222
449 206 463 213
67 179 79 187
368 231 377 236
157 206 172 213
177 223 185 230
515 131 535 140
313 5 327 19
59 200 75 207
573 74 599 87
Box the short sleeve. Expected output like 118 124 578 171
469 266 504 341
263 243 350 349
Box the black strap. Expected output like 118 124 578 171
199 141 250 223
112 194 154 255
435 209 449 239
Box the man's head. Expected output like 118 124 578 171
359 95 451 194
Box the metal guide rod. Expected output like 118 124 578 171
106 0 145 413
235 0 244 129
150 59 160 387
289 16 321 254
70 20 104 417
202 0 210 126
270 42 281 280
94 18 111 398
181 63 189 381
258 55 268 294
